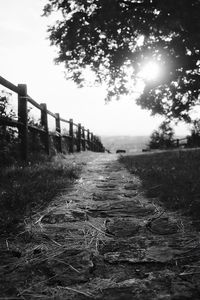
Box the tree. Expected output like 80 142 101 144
43 0 200 121
148 121 174 149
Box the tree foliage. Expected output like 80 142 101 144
148 121 174 149
43 0 200 121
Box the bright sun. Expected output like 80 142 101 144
139 61 161 81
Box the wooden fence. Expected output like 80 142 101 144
174 135 200 148
172 137 188 148
0 75 105 161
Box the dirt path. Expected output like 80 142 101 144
1 153 200 299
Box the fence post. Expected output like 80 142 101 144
87 130 90 150
40 103 50 155
96 139 99 152
18 84 28 161
94 136 97 152
97 138 100 152
93 135 96 152
82 127 86 151
55 113 62 153
69 118 74 153
176 139 179 148
77 123 82 152
91 133 94 152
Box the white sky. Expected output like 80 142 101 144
0 0 190 136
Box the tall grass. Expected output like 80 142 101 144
0 154 80 234
119 149 200 226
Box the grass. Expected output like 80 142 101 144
119 149 200 227
0 154 81 234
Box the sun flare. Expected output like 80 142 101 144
139 61 160 81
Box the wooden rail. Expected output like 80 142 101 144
0 75 105 161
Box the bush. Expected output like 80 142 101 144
0 91 56 166
148 122 174 149
0 91 19 166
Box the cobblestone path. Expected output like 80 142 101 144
9 153 200 299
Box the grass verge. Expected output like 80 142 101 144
119 149 200 227
0 154 81 234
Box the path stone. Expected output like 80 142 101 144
46 249 94 285
41 209 88 224
92 192 119 201
105 217 141 237
147 216 179 235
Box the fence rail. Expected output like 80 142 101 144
0 75 105 161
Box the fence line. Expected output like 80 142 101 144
0 75 105 161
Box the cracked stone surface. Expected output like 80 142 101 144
2 153 200 299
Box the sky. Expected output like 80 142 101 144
0 0 190 137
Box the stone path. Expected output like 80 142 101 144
9 153 200 299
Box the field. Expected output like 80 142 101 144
101 135 149 153
119 149 200 228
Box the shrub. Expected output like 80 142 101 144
148 122 174 149
186 119 200 147
0 91 19 166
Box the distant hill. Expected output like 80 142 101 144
101 135 150 153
